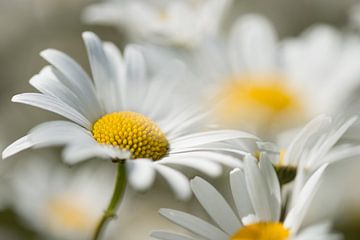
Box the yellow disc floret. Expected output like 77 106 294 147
92 111 169 160
231 222 290 240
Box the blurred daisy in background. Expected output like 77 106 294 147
2 31 257 200
257 115 360 185
151 155 340 240
193 14 360 139
8 157 115 240
82 0 232 48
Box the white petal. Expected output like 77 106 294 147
103 42 126 110
284 115 331 165
160 157 222 178
191 177 241 234
40 49 103 118
171 130 258 149
259 155 281 221
158 209 228 240
124 45 147 111
151 231 195 240
82 32 118 113
12 93 91 129
230 168 255 219
243 155 272 221
127 159 155 191
2 136 32 159
284 164 328 234
228 14 277 72
154 164 191 200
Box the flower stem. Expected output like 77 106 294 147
92 161 127 240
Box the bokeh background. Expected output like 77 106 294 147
1 0 360 239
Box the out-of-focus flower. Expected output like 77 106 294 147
193 14 360 138
2 32 258 200
8 158 114 240
257 115 360 184
151 155 340 240
82 0 232 47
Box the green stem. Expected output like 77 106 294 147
92 161 127 240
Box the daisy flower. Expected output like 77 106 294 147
194 14 360 138
257 115 360 185
8 157 115 240
1 31 258 199
82 0 232 47
151 155 342 240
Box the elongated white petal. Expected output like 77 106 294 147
154 164 191 200
191 177 241 234
83 32 118 113
171 130 258 149
160 157 222 178
259 155 281 221
2 136 32 159
229 14 277 72
159 209 228 240
12 93 91 129
285 115 331 165
127 159 155 191
151 231 195 240
29 69 87 117
103 42 126 110
3 121 92 159
284 164 328 234
243 155 272 221
230 168 255 219
63 142 130 164
124 45 147 110
40 49 103 118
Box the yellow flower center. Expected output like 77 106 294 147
231 222 290 240
215 74 305 134
92 111 169 160
46 197 95 232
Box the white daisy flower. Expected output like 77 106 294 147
2 31 257 200
151 155 342 240
9 157 115 240
257 115 360 185
194 14 360 138
82 0 232 47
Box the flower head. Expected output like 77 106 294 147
151 155 341 240
194 14 360 138
82 0 232 47
2 32 257 200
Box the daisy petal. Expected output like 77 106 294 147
154 164 191 200
12 93 91 129
171 130 258 149
83 32 117 112
2 136 32 159
159 209 228 240
243 155 273 221
127 159 155 191
230 168 254 219
40 49 102 117
284 164 328 234
191 177 242 234
151 231 195 240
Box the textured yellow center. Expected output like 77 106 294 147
46 197 94 232
92 111 169 160
231 222 290 240
215 74 304 133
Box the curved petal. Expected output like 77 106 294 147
12 93 91 129
158 209 228 240
151 231 195 240
191 177 242 235
127 159 156 191
154 164 191 200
